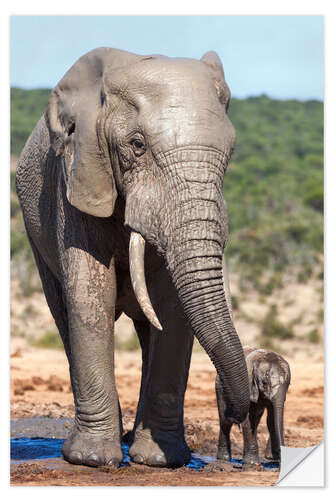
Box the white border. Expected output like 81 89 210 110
2 1 331 498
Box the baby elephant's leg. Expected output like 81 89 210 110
265 436 273 459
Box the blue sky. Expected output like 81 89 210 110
11 15 324 100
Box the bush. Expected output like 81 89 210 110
308 329 320 343
258 274 283 296
11 197 21 218
31 331 63 349
231 294 239 311
11 87 50 156
115 331 140 351
304 185 324 212
260 305 295 340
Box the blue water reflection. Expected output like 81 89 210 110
10 438 279 470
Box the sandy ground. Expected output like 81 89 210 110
10 340 324 487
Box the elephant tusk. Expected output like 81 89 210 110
129 231 163 331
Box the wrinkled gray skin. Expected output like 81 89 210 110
16 47 250 468
216 347 291 465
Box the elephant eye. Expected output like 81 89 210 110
67 122 75 136
130 138 146 157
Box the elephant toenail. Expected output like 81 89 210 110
152 454 166 465
133 454 144 464
107 458 120 467
86 453 101 467
68 451 82 464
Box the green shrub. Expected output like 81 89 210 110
10 171 17 193
115 331 140 351
308 329 320 343
258 274 283 296
259 337 279 352
231 294 239 311
10 196 21 218
297 264 313 283
31 331 63 349
11 87 50 156
304 185 324 212
316 308 324 322
261 305 295 340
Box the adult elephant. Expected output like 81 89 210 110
16 47 250 468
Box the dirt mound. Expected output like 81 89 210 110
301 386 324 397
12 375 71 396
296 415 324 429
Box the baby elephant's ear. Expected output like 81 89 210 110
245 352 260 403
46 48 119 217
201 51 231 109
250 378 260 403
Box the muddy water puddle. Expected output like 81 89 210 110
11 418 279 471
11 438 210 470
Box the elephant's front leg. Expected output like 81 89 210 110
129 266 194 467
242 404 264 467
62 249 123 467
215 378 233 461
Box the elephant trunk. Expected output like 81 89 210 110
273 402 285 452
128 149 250 423
166 224 249 423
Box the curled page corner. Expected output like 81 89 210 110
276 441 324 487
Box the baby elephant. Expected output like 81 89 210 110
216 347 291 465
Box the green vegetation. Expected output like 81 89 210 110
226 95 323 289
307 329 320 343
31 330 64 349
11 88 50 156
231 294 239 311
10 89 323 303
260 304 295 341
115 330 141 351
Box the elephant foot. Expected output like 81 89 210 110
62 426 123 467
242 455 260 468
129 429 191 467
242 462 265 472
265 448 281 461
216 448 231 461
242 452 264 471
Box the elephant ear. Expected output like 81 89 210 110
46 48 137 217
246 351 260 403
201 51 231 110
